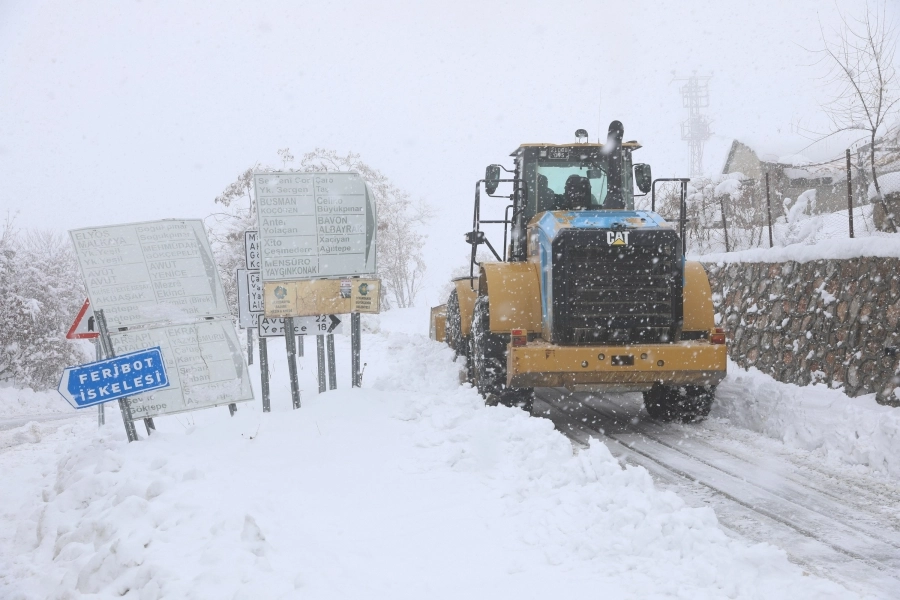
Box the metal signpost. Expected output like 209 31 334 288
284 317 301 409
69 220 254 427
95 309 141 442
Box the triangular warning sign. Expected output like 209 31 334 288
66 299 99 339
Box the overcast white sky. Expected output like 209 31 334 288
1 0 895 303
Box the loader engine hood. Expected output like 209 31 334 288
530 210 684 345
531 210 672 242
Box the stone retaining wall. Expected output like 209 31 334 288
703 257 900 404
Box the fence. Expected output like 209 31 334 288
639 163 900 256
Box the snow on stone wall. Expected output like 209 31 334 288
704 258 900 404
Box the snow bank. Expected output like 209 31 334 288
0 384 73 419
0 323 851 598
713 359 900 479
695 234 900 263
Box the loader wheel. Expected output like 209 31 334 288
446 289 463 355
471 296 534 413
643 384 716 423
680 385 715 422
643 384 681 422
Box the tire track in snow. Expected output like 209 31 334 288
535 388 900 598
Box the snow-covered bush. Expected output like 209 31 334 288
0 219 88 389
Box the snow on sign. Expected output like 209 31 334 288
254 172 377 281
69 219 230 329
58 347 169 409
109 320 254 419
66 298 99 339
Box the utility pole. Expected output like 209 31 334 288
673 73 713 176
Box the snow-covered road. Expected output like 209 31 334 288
537 388 900 597
3 309 899 598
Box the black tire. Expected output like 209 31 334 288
643 383 681 422
471 296 534 413
446 289 463 356
643 383 716 423
680 385 715 422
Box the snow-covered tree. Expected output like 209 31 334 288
0 217 88 389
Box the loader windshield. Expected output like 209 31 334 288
528 153 634 217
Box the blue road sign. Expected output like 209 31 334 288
58 347 170 409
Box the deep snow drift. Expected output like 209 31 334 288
0 310 872 599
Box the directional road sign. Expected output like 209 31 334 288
69 219 230 329
108 320 254 419
66 299 99 339
236 269 262 329
257 314 344 337
254 172 377 281
245 230 260 270
58 347 169 409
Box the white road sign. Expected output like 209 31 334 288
257 314 344 337
245 230 260 270
236 269 262 329
254 172 377 281
69 220 230 329
109 319 253 418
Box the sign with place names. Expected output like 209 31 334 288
58 347 169 408
263 278 382 317
69 220 230 329
245 230 260 270
254 172 377 281
257 314 344 337
66 299 100 339
108 320 253 419
236 269 263 329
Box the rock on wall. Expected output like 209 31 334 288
703 258 900 404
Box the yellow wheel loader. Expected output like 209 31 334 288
432 121 727 422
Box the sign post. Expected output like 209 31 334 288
327 334 337 390
254 173 380 395
96 309 140 442
284 316 301 409
259 336 270 413
94 339 104 427
352 312 362 387
316 335 327 393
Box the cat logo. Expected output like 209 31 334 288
606 231 630 246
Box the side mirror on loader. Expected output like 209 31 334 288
485 164 501 195
634 163 652 194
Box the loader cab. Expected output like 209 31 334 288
510 141 644 225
